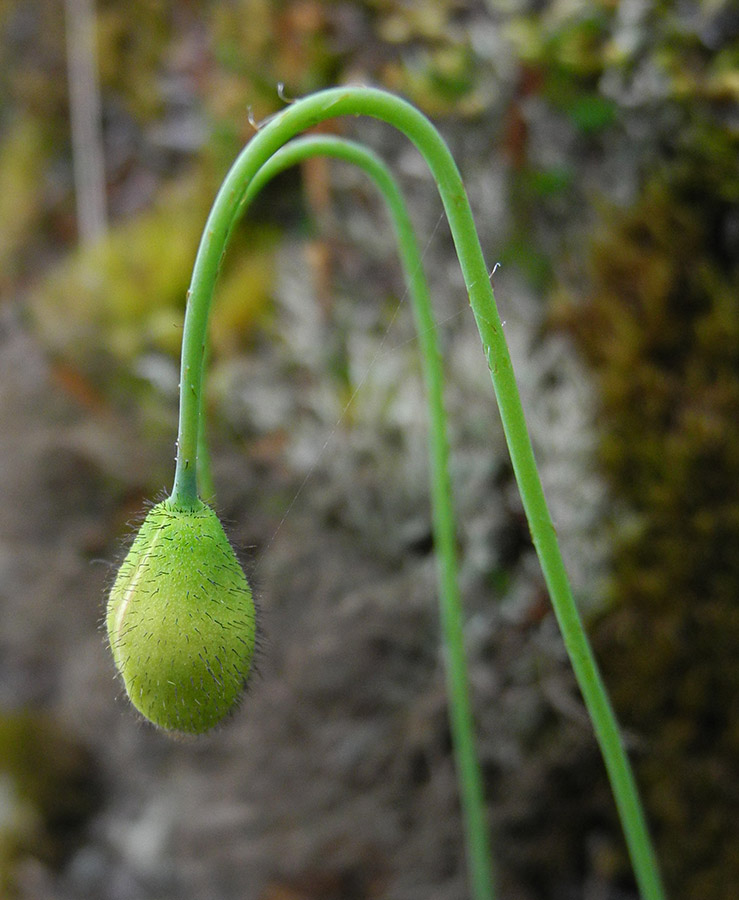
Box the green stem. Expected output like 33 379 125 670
240 135 495 900
196 342 216 504
172 86 665 900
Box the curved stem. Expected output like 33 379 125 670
238 135 495 900
172 87 665 900
196 342 216 503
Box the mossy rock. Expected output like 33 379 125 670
555 133 739 898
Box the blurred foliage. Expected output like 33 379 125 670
0 115 49 292
502 2 739 896
31 179 202 370
553 87 739 900
29 173 277 402
369 0 497 116
0 0 68 122
210 0 342 136
96 0 173 120
0 711 100 895
2 0 506 410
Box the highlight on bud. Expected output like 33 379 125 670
106 498 257 735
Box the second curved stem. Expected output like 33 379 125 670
215 135 496 900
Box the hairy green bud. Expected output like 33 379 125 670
106 499 256 734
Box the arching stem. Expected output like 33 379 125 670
171 87 665 900
223 134 495 900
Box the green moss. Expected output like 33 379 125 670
0 712 100 894
0 115 48 291
567 93 618 133
556 126 739 898
95 0 173 121
364 0 493 117
28 175 276 388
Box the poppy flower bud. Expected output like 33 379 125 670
107 499 256 734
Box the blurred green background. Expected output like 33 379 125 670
0 1 737 898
